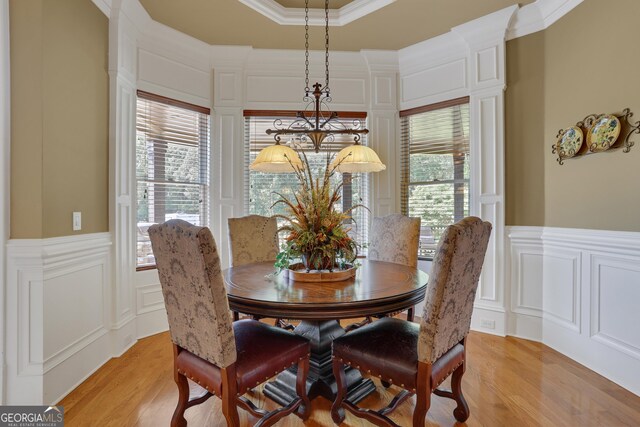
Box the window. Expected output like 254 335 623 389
135 91 210 267
400 97 470 259
244 111 369 247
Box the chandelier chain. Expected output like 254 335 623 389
325 0 330 93
304 0 310 94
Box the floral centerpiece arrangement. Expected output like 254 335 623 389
273 151 363 274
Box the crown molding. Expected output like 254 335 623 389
93 0 583 44
507 0 584 40
237 0 396 26
92 0 112 17
452 4 518 47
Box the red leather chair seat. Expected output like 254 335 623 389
176 319 309 395
332 317 464 391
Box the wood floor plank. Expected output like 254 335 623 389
59 323 640 426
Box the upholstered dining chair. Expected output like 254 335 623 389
367 214 421 322
228 215 279 267
149 219 311 427
227 215 292 328
331 217 492 427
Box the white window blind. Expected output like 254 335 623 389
136 91 210 267
244 112 369 248
400 97 470 259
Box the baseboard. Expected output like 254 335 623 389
471 306 506 336
110 315 138 357
136 309 169 340
46 330 112 404
507 311 542 342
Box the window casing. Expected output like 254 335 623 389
244 111 370 247
400 97 470 259
135 91 210 267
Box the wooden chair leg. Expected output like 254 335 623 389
171 368 189 427
296 357 311 420
406 307 414 322
331 358 347 425
413 362 432 427
451 362 470 422
221 366 240 427
232 311 240 321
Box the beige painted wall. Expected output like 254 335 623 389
10 0 108 238
505 0 640 231
9 0 43 239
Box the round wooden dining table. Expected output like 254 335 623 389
223 259 429 406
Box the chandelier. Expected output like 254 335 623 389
250 0 386 174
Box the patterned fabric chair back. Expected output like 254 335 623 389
228 215 279 267
418 217 492 364
368 214 421 268
149 220 237 368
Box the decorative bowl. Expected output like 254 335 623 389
284 263 356 282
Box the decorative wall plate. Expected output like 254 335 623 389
556 126 584 159
587 114 621 152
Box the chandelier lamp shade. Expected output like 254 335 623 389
331 142 387 173
249 141 304 173
249 0 385 174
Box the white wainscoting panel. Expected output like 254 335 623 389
369 112 396 218
6 233 112 404
508 226 640 396
212 106 244 269
245 74 304 105
137 48 210 108
542 248 581 332
400 58 467 109
135 269 168 339
590 254 640 361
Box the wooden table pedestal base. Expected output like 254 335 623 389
263 320 376 405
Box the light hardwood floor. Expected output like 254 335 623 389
60 324 640 426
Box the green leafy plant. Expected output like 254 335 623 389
273 150 365 273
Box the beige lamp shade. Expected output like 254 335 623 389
330 144 386 173
250 143 303 173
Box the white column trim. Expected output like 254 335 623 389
108 0 139 357
0 0 10 405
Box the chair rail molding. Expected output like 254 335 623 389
507 225 640 396
0 0 10 405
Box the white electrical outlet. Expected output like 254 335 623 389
480 319 495 329
72 212 82 231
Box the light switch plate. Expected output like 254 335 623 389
73 212 82 231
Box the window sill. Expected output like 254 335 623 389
136 264 157 272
